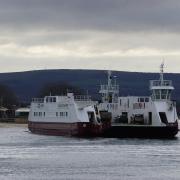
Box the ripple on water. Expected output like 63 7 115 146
0 125 180 180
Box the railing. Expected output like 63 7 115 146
32 98 44 103
100 85 119 91
150 80 172 87
133 103 145 109
74 95 91 101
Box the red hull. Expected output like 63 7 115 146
28 121 110 137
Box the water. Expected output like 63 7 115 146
0 124 180 180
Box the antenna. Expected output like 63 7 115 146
108 70 112 87
160 61 164 84
114 75 117 86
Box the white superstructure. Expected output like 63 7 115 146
99 63 178 127
29 93 99 124
28 93 111 137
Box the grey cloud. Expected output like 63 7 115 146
0 0 180 74
0 0 180 32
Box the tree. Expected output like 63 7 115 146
38 82 84 97
0 84 18 108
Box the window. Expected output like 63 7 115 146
167 90 172 100
140 98 144 102
155 90 160 99
58 112 68 117
34 112 40 116
161 90 167 99
145 98 149 102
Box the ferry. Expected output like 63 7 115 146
99 63 179 138
28 93 111 137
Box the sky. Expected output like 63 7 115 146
0 0 180 73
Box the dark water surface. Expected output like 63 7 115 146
0 124 180 180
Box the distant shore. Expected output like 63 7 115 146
0 122 27 128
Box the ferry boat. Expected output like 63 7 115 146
99 64 179 138
28 93 111 137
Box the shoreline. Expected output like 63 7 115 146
0 122 28 128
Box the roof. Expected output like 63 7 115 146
0 107 8 111
15 108 30 113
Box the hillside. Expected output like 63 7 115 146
0 69 180 103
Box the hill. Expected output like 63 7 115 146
0 69 180 103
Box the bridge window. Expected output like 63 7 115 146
167 90 172 100
152 89 171 100
154 90 160 99
161 89 167 99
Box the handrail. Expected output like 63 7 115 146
74 95 91 101
32 98 44 103
100 85 119 91
150 80 172 87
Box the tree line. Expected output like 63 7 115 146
0 82 84 108
1 82 180 115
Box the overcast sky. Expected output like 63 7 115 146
0 0 180 73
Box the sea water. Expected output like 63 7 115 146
0 124 180 180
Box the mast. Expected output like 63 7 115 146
99 71 119 103
107 70 112 87
160 62 164 85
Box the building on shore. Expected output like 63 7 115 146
15 107 30 123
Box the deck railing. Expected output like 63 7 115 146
150 80 172 87
74 95 91 101
32 98 44 103
100 85 119 91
